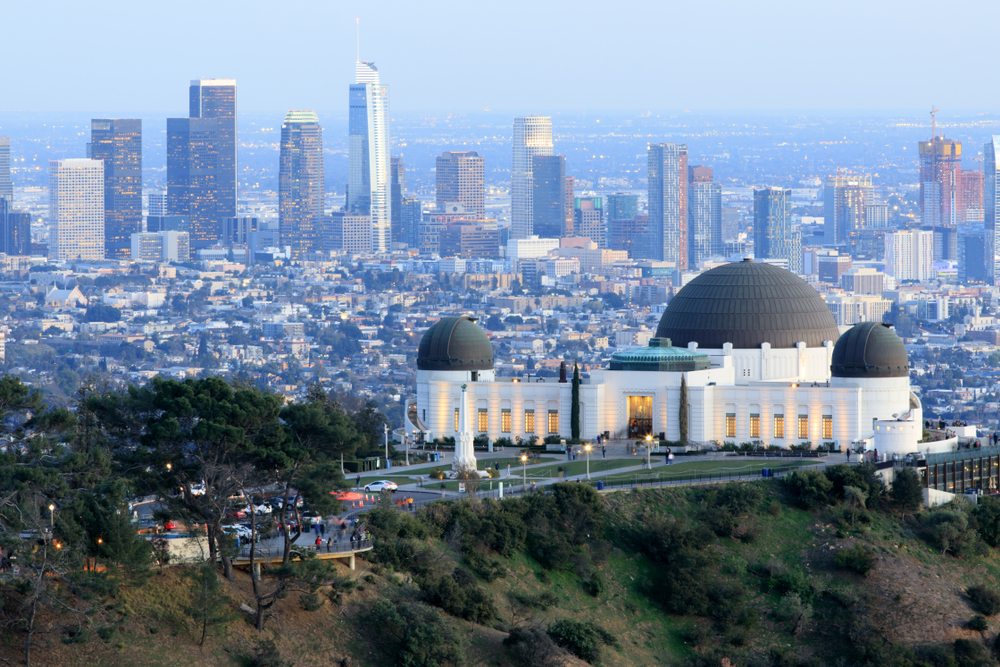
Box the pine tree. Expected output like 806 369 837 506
679 376 688 444
571 363 581 440
182 563 237 646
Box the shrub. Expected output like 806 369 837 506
583 573 605 597
421 569 497 624
833 544 877 576
968 615 989 632
891 467 924 513
967 586 1000 616
547 619 619 666
972 496 1000 547
954 638 991 667
504 626 566 667
784 469 833 509
364 598 464 667
924 504 978 556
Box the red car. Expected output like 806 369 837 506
164 520 177 530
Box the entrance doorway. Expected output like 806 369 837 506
627 395 653 438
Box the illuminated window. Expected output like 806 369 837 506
798 415 809 440
478 409 488 433
750 414 760 439
774 414 785 439
454 408 459 431
822 415 833 440
501 409 511 433
725 413 736 438
525 410 535 433
548 410 559 434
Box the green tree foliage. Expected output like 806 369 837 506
833 544 877 576
571 363 580 440
83 304 122 323
679 376 688 444
364 598 464 667
973 496 1000 547
967 586 1000 616
420 568 497 624
182 563 238 646
924 503 979 556
825 463 884 508
784 469 833 509
547 619 619 666
890 467 924 513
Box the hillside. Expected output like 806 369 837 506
6 466 1000 667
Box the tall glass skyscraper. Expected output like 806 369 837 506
89 119 142 259
511 116 553 239
531 155 566 238
391 157 405 243
754 187 800 273
985 137 1000 285
279 111 324 259
646 143 688 268
167 79 236 248
688 165 722 267
0 137 12 203
349 61 391 253
437 151 485 218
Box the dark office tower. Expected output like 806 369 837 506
168 79 236 248
223 216 258 244
960 230 987 284
400 196 422 247
754 187 800 273
531 155 566 238
606 193 638 222
90 119 142 259
0 137 11 203
278 111 324 259
0 198 30 255
564 177 575 237
436 151 485 218
574 197 606 247
647 143 688 268
687 165 722 267
391 157 405 242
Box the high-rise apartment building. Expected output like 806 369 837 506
437 151 484 219
754 188 800 273
49 159 105 262
824 173 873 243
884 229 933 282
646 143 688 268
0 199 30 255
131 230 190 262
511 116 553 239
987 136 1000 284
574 197 605 248
89 119 142 259
919 136 962 230
391 157 405 243
167 79 237 248
400 196 422 248
349 61 391 253
687 165 722 267
531 155 566 238
223 216 258 245
606 193 638 222
278 111 324 259
0 137 12 203
960 169 984 224
960 230 987 285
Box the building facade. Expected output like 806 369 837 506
437 151 484 219
824 174 873 244
279 111 325 259
49 159 105 262
89 119 142 259
391 157 405 243
511 116 553 239
646 143 688 268
0 137 12 203
531 155 567 238
754 188 799 272
349 61 391 253
885 229 933 282
987 136 1000 285
0 198 30 256
574 197 605 248
131 230 190 262
688 165 721 267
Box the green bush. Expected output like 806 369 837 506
364 598 464 667
973 496 1000 547
967 586 1000 616
968 615 989 632
891 467 924 513
547 619 619 666
420 569 497 624
833 544 877 576
925 504 979 556
783 469 833 509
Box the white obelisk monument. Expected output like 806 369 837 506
454 383 477 471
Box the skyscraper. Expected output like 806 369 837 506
349 61 391 253
0 137 12 203
824 173 873 244
511 116 553 239
279 111 324 259
754 187 799 272
986 137 1000 284
391 157 405 243
646 143 688 268
574 197 606 248
531 155 566 238
606 193 638 222
919 136 962 231
89 119 142 259
960 169 984 224
885 229 933 282
400 196 422 248
167 79 237 248
436 151 485 218
0 198 30 255
49 159 104 262
688 165 722 267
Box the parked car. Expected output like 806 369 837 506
364 480 398 493
222 525 252 540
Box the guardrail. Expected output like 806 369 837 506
236 538 372 561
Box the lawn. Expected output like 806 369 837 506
595 458 817 485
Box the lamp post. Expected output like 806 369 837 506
384 423 389 468
521 454 528 493
585 443 592 480
48 503 55 539
645 434 652 469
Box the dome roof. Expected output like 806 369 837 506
610 337 711 372
831 322 909 379
655 259 841 349
417 315 494 371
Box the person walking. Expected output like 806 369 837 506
601 445 606 459
408 496 414 511
326 537 332 551
506 463 511 477
356 474 361 489
315 535 322 549
319 522 325 537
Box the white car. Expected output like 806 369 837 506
251 503 271 516
222 525 252 540
364 480 398 493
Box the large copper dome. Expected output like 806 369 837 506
417 315 494 371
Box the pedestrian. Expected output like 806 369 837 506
356 474 361 489
320 522 325 537
326 537 332 551
408 496 414 511
506 462 511 477
315 535 322 549
601 445 606 459
567 447 571 461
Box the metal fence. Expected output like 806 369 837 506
236 538 372 561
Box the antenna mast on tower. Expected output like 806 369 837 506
930 106 939 140
356 18 360 61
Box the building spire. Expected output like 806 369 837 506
356 18 360 62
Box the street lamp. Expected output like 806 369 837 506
521 454 528 492
383 423 389 468
584 443 592 480
645 434 652 469
48 503 55 537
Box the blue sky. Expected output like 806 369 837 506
1 0 995 113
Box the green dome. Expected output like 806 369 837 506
417 315 494 371
655 259 840 349
831 322 910 379
610 338 711 372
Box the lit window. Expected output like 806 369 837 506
822 415 833 440
798 415 808 440
774 415 785 439
548 410 559 434
501 409 511 433
454 408 459 431
725 413 736 438
478 409 488 433
525 410 535 433
750 414 760 439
